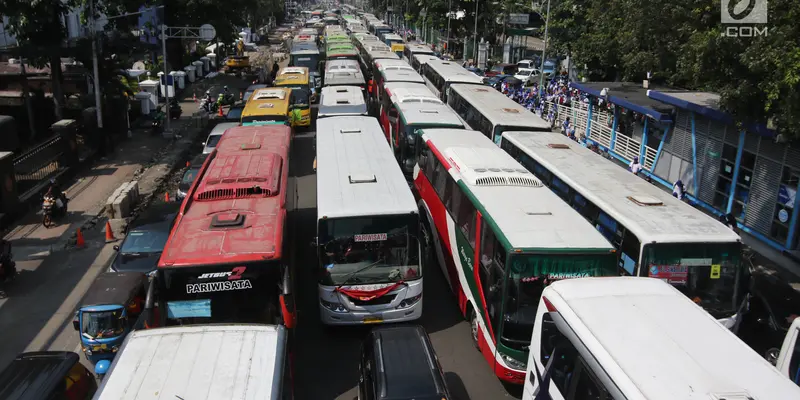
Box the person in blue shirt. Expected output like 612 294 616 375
562 117 571 135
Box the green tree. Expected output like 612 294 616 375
1 0 79 120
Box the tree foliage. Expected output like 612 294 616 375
546 0 800 138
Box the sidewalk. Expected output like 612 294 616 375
0 93 205 370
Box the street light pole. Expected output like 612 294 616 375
473 0 479 62
537 0 550 95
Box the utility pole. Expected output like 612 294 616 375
89 0 103 130
537 0 550 95
446 0 452 55
160 24 171 133
473 0 479 62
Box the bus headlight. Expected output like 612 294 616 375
84 347 92 356
500 354 527 370
396 293 422 309
321 299 349 313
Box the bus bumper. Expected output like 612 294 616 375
318 283 423 325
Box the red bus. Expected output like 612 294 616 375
147 124 296 328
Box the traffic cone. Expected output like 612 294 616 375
186 161 190 167
218 106 224 117
165 192 170 202
105 221 116 243
76 228 86 248
193 93 197 102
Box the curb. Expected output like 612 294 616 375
63 115 210 249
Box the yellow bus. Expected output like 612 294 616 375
274 67 312 128
240 88 292 127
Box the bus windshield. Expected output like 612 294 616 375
291 54 320 71
642 242 744 317
287 87 311 106
318 215 420 286
159 264 281 326
500 253 616 351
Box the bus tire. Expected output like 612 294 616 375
469 309 480 349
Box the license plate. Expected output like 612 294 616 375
363 317 383 324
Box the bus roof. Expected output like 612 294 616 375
383 33 403 41
397 102 463 127
406 43 434 55
374 59 413 71
367 49 399 61
384 83 442 105
316 116 417 220
158 125 291 268
449 84 551 130
318 86 368 118
95 325 287 400
544 277 800 399
502 131 741 244
242 88 291 117
324 70 366 87
277 66 309 76
380 69 424 84
325 59 361 72
424 60 484 84
421 129 614 251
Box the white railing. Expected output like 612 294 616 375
644 145 658 169
613 133 641 162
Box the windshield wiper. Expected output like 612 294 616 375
339 258 384 286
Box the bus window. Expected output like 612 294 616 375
539 313 580 394
432 157 448 196
618 231 641 276
456 196 477 247
478 227 504 334
568 359 612 399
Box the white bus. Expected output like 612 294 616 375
94 325 291 399
318 86 368 118
524 277 800 400
421 59 484 103
500 131 748 328
448 83 551 145
403 43 435 63
413 128 617 384
315 116 423 325
411 53 440 74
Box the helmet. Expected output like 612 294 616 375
50 178 56 184
205 90 211 95
224 86 229 90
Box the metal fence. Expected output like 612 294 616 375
13 135 66 197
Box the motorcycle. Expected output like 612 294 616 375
199 97 218 114
42 193 69 228
0 240 16 284
217 93 236 107
151 107 165 135
168 99 182 120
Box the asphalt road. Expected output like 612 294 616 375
287 125 521 400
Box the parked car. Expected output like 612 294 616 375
514 68 540 86
485 63 517 77
484 74 513 90
0 352 97 399
203 122 239 154
109 202 180 274
358 325 451 400
517 59 536 70
225 105 244 122
176 153 208 200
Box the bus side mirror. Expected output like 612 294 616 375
72 313 79 331
310 237 318 247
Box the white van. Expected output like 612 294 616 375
524 277 800 400
94 325 290 399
